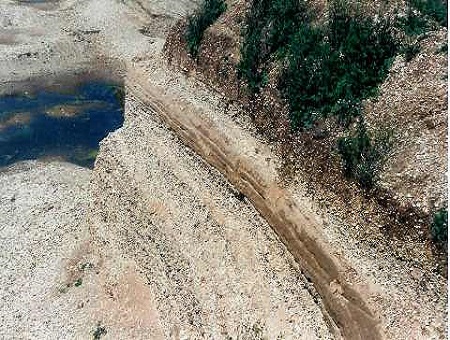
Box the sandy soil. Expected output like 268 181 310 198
87 94 333 338
0 1 92 93
124 53 447 339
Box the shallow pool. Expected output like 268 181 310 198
0 81 124 168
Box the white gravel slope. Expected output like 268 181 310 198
88 96 333 339
0 162 92 339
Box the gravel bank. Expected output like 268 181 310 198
87 95 333 339
0 161 92 338
0 0 446 338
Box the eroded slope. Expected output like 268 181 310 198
87 93 334 339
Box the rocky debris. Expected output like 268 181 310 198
124 57 447 339
365 29 448 216
88 95 334 339
0 161 94 339
0 0 447 338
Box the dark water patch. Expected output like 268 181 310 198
0 81 124 168
0 63 125 97
16 0 59 4
16 0 60 10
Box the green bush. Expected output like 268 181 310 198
266 0 310 55
239 0 398 128
326 1 397 117
409 0 447 27
237 0 270 92
279 24 332 129
397 7 430 36
401 42 421 61
281 1 397 128
93 323 107 339
431 208 448 247
237 0 310 93
438 42 448 53
397 1 447 37
337 121 393 188
186 0 227 58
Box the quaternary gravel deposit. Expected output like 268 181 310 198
0 0 446 339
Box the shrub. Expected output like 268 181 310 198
409 0 447 27
237 0 270 92
337 121 393 188
329 2 396 116
397 7 430 36
431 208 448 247
186 0 227 58
279 24 332 129
438 42 447 53
93 323 107 339
401 42 421 61
280 0 397 128
237 0 310 93
239 0 398 128
266 0 310 55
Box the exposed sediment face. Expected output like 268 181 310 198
1 0 446 339
87 91 335 338
124 67 381 339
118 58 447 339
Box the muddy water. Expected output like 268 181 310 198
0 81 124 168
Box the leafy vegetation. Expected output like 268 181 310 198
278 24 329 128
397 6 431 36
409 0 448 27
401 42 421 62
93 323 107 339
236 0 270 92
185 0 227 58
235 0 400 187
287 1 397 128
237 0 310 93
239 0 398 129
337 121 393 188
431 207 448 248
438 42 447 53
